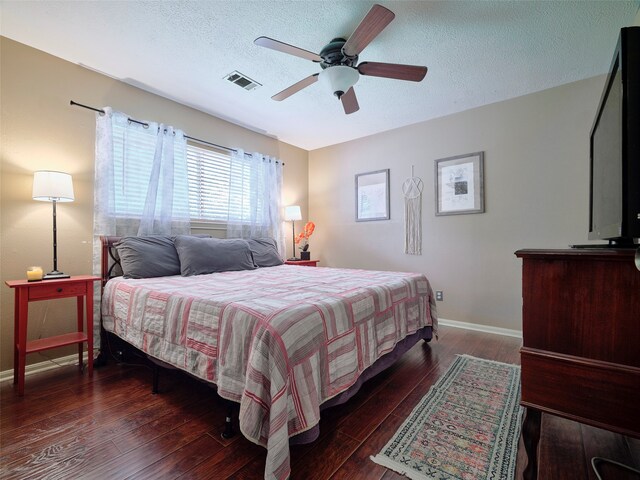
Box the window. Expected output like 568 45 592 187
186 143 264 224
187 144 231 222
110 121 189 219
108 123 267 225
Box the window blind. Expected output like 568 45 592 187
186 143 263 223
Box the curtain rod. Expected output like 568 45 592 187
69 100 284 165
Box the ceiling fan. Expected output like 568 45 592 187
254 4 428 114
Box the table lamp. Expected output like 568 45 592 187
32 170 74 280
284 205 302 260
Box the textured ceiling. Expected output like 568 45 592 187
1 1 638 150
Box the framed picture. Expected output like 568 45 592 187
355 169 390 221
435 152 484 216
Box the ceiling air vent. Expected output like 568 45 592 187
225 71 261 91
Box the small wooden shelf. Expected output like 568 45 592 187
25 332 89 354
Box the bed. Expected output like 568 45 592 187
99 235 437 480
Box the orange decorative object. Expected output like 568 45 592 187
303 221 315 237
295 221 316 247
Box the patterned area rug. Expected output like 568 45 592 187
371 355 522 480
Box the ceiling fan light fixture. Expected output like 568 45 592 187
319 66 359 99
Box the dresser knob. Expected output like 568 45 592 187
57 288 63 293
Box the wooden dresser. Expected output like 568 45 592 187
515 249 640 479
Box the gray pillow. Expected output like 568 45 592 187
174 236 257 276
115 236 180 279
247 238 283 267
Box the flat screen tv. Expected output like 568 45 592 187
588 26 640 247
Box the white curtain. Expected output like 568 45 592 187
93 107 190 237
92 107 191 347
226 148 285 258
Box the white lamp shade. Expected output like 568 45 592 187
284 205 302 221
319 66 360 96
32 171 75 202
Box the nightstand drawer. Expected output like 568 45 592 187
28 282 87 300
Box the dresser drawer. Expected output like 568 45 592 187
29 282 87 300
520 347 640 437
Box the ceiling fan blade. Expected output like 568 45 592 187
342 4 395 57
341 87 360 114
254 36 322 62
358 62 428 82
272 74 319 101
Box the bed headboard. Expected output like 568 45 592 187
100 236 123 288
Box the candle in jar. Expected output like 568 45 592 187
27 266 43 281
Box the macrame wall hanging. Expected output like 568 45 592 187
402 166 424 255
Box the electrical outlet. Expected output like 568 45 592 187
435 291 443 301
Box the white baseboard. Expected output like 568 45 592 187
0 352 89 383
438 318 522 339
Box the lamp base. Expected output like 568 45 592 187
287 257 300 261
43 270 70 280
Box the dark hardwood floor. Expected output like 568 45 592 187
1 326 638 479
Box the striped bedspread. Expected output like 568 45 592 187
101 265 437 479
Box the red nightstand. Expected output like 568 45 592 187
5 275 101 395
285 260 319 267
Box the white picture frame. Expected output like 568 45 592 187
435 152 484 216
355 169 390 222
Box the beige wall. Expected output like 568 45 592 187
309 75 606 332
0 37 308 371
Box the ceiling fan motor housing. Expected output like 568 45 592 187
320 38 358 69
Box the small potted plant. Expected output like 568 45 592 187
295 221 315 260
